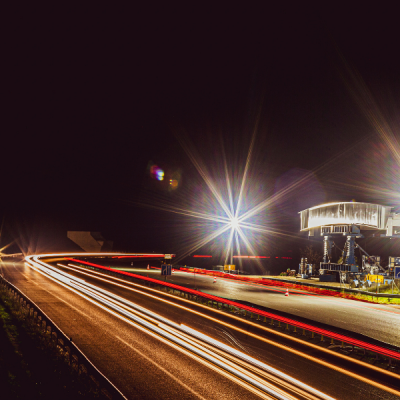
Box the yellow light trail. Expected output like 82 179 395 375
25 256 305 400
48 256 400 396
55 261 327 399
161 323 330 400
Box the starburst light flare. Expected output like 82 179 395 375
169 130 281 265
133 126 343 266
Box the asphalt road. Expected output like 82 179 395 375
2 259 400 400
2 261 261 400
127 268 400 348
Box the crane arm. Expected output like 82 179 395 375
355 243 370 257
355 243 387 272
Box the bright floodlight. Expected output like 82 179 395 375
145 133 281 265
230 217 239 229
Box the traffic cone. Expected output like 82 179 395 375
172 269 175 274
213 276 217 283
147 264 149 270
285 288 289 296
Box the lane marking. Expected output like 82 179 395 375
115 334 213 400
26 259 295 400
43 259 400 395
61 262 400 379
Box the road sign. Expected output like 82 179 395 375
224 264 235 271
164 254 172 259
161 264 172 276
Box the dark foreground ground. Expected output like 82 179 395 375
0 286 110 400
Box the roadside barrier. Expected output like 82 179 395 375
178 268 400 302
0 275 126 400
66 258 400 368
260 277 400 300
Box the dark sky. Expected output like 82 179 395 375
3 5 400 260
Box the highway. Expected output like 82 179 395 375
127 267 400 348
2 260 265 399
1 256 400 399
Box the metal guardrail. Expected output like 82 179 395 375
320 262 358 272
262 277 400 298
68 259 400 368
0 275 126 400
0 253 24 258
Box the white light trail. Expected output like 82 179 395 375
23 254 400 398
25 254 327 400
178 325 336 400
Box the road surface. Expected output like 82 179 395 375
2 258 399 400
127 267 400 347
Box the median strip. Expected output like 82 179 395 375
65 257 400 363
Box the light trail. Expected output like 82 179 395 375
24 255 327 400
113 334 210 400
65 255 400 362
29 254 400 398
59 263 400 398
68 261 303 297
64 260 399 363
27 264 280 399
28 257 310 400
162 323 333 400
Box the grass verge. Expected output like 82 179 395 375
0 286 112 400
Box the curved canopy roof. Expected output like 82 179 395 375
299 202 392 231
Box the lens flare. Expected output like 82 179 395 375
133 133 315 266
150 165 165 181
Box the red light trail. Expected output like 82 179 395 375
66 257 400 362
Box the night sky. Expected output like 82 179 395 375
3 5 400 265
